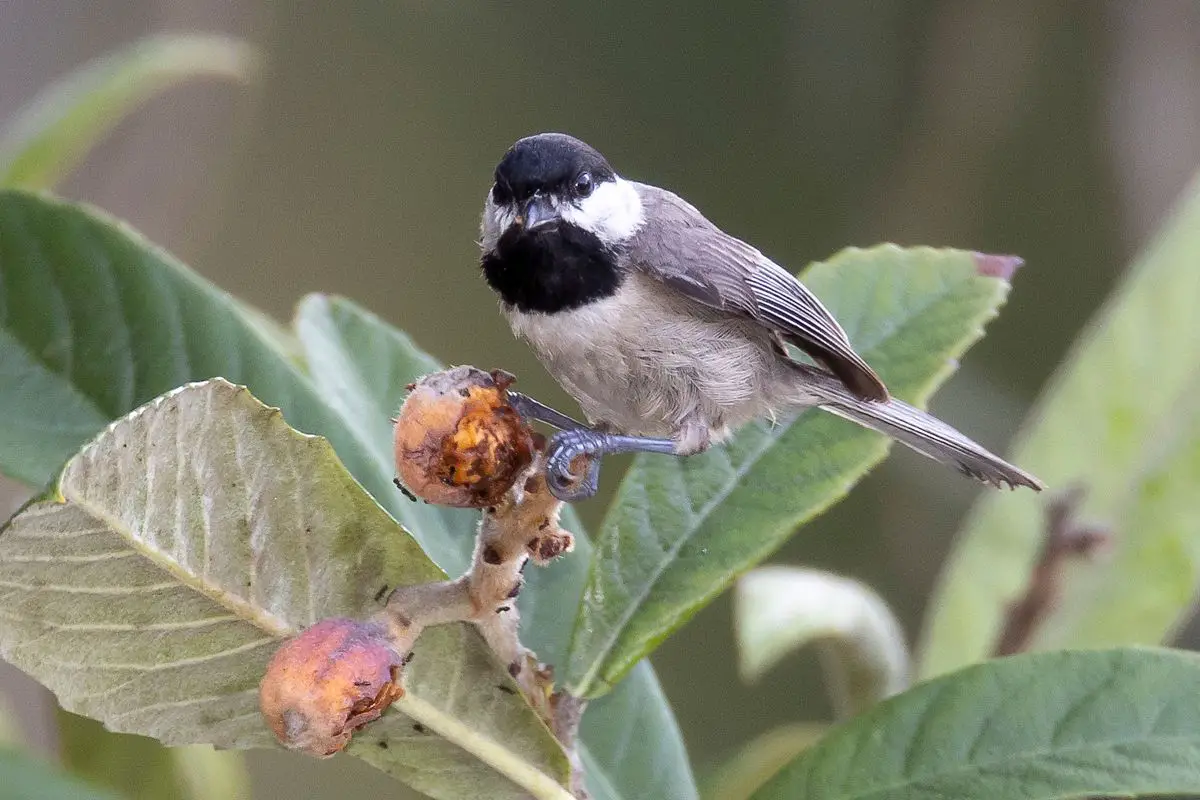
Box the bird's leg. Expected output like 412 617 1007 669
506 392 589 432
545 417 718 502
510 394 713 501
506 392 606 497
545 428 678 501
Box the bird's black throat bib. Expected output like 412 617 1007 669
482 223 624 313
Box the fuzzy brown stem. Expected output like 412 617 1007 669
551 691 590 799
993 485 1110 657
379 452 586 794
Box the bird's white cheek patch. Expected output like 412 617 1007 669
560 177 645 244
481 198 517 251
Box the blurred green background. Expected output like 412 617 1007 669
2 2 1199 798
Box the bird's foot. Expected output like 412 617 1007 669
545 429 676 502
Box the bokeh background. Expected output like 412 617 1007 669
3 2 1200 798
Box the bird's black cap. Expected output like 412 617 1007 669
494 133 615 202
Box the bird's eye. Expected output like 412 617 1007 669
492 183 511 205
574 172 594 198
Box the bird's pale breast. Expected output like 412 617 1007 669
505 272 791 438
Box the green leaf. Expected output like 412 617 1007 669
58 712 251 800
920 175 1200 678
0 190 696 799
0 380 571 800
566 246 1016 697
0 748 123 800
0 695 21 750
292 294 475 575
0 190 422 559
751 648 1200 800
0 35 258 189
735 567 909 718
580 663 698 800
292 294 699 800
702 724 825 800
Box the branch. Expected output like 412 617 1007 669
993 485 1110 657
381 453 574 722
260 366 589 796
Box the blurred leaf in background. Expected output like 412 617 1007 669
735 566 908 719
922 173 1200 678
0 34 258 189
702 723 825 800
0 748 123 800
60 715 250 800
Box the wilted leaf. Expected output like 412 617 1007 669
293 294 699 800
0 35 258 188
735 567 908 718
0 380 570 800
921 174 1200 678
566 246 1018 697
752 648 1200 800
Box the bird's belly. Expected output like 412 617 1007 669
505 282 783 438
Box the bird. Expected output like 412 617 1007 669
477 132 1043 501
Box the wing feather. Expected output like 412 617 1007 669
627 184 889 401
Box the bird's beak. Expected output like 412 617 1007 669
515 194 558 230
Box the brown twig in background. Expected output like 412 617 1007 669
993 485 1111 657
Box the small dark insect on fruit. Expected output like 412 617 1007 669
478 132 1045 501
392 477 418 503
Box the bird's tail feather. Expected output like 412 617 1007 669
802 372 1043 491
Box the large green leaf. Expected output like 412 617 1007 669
566 246 1019 697
0 749 123 800
751 648 1200 800
0 35 257 189
579 663 697 800
0 189 324 799
0 380 571 800
921 175 1200 678
292 293 475 575
0 191 695 799
735 567 909 718
0 190 446 567
293 294 699 800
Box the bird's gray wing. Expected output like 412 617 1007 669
627 184 888 401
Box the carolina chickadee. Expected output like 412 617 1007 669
479 132 1043 500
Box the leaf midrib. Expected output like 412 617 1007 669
571 271 991 694
60 475 292 638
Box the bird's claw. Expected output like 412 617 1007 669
545 429 604 502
